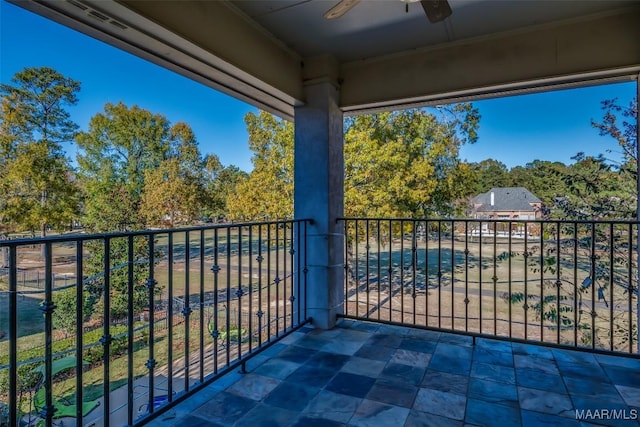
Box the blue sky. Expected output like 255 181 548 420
1 2 636 172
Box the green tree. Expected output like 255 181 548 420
0 67 80 238
344 106 480 218
76 102 174 231
227 111 294 220
140 122 207 227
76 103 193 320
51 287 93 338
590 96 638 218
468 158 511 195
141 157 200 227
509 160 569 207
202 161 248 220
228 106 480 220
506 96 639 352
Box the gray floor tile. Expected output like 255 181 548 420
602 364 640 388
308 327 343 338
354 344 396 362
322 335 364 356
352 322 381 333
413 388 466 420
514 354 559 375
405 328 441 341
552 349 599 366
435 342 474 360
366 378 418 408
518 386 574 417
616 385 640 407
286 364 336 388
556 360 609 381
465 398 521 427
470 361 516 385
277 331 306 345
349 399 410 427
564 376 624 403
521 409 580 426
252 358 301 380
595 354 640 369
337 328 373 342
225 374 280 401
162 414 225 427
366 333 403 348
421 370 469 396
511 343 555 360
468 378 518 407
376 324 415 337
475 338 512 353
399 337 437 354
438 333 474 347
322 338 366 356
192 392 257 424
264 381 321 411
276 345 317 363
515 368 566 393
380 362 426 386
428 353 472 375
390 348 432 368
326 372 376 398
150 320 640 427
293 334 331 350
258 342 288 358
292 416 346 427
404 410 464 427
302 390 361 423
472 346 514 367
306 351 351 370
235 403 299 427
341 356 386 378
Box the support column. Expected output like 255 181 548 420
294 56 344 329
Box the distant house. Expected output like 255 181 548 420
469 187 543 236
470 187 543 220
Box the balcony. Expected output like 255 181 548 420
1 218 639 426
146 319 640 427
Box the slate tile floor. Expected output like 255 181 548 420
147 320 640 427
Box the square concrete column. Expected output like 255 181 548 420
294 78 344 330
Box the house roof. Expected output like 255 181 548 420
473 187 542 212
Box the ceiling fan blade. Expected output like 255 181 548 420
324 0 361 20
420 0 452 23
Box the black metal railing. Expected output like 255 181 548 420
339 218 639 356
0 219 311 427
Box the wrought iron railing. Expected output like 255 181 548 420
339 218 639 356
0 219 311 427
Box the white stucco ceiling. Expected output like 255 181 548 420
228 0 636 62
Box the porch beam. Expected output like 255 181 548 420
10 0 304 120
340 8 640 113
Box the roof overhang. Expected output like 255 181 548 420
9 0 640 120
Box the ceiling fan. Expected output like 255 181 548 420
324 0 452 23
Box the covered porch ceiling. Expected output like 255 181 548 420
11 0 640 119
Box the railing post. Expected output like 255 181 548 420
8 245 17 427
40 242 56 425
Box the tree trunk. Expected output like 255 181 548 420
0 234 8 268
